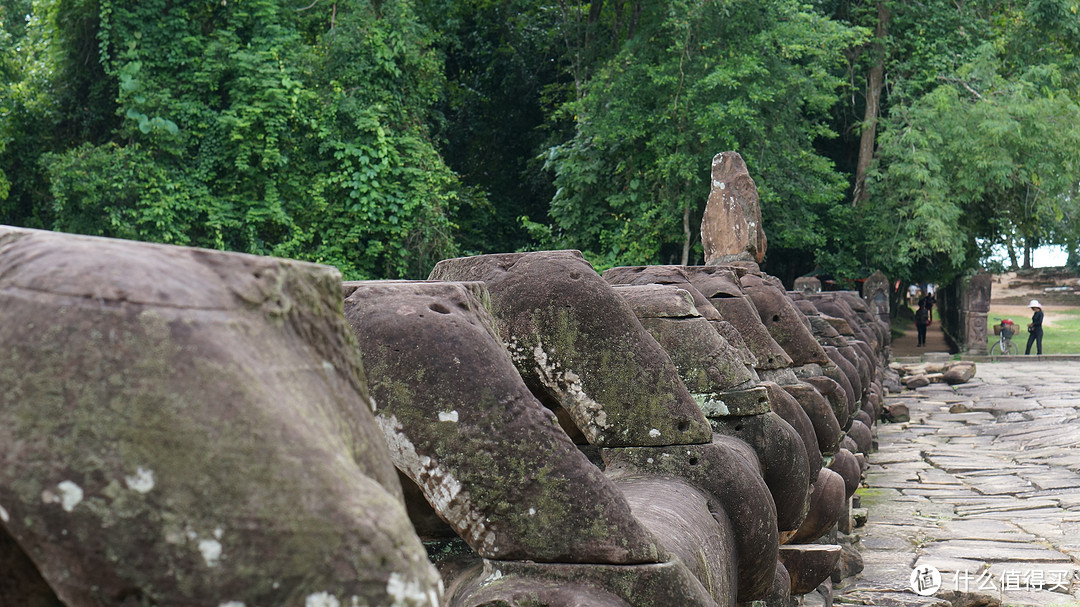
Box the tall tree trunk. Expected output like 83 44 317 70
585 0 604 49
1023 240 1032 269
852 2 889 206
682 202 692 266
628 1 641 39
1006 239 1019 270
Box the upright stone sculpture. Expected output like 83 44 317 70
0 227 439 606
701 152 768 265
862 271 890 327
962 272 993 355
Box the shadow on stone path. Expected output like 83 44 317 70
837 361 1080 607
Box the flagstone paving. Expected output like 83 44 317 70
836 361 1080 607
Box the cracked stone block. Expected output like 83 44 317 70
944 363 977 385
430 251 711 448
0 227 439 606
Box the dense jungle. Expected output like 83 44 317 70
2 0 1079 286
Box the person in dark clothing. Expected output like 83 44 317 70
925 291 936 322
1026 299 1044 355
915 302 930 347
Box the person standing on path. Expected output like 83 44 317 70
915 302 930 347
925 290 936 322
1025 299 1044 355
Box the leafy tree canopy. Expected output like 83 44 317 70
539 0 866 272
3 0 1079 286
2 0 473 279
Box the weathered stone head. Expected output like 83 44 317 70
0 227 438 606
342 280 664 565
430 251 712 448
794 276 822 293
862 270 890 326
603 264 760 371
680 265 793 371
611 284 757 399
739 273 829 367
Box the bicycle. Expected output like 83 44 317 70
990 318 1018 357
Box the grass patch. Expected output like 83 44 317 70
986 306 1080 354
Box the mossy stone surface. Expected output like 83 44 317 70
344 280 664 565
603 266 759 375
613 284 755 395
0 525 63 606
430 252 711 448
0 227 438 606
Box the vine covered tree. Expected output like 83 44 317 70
1 0 473 279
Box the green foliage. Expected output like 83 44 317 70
867 41 1080 282
418 0 564 255
2 0 468 279
542 0 865 271
5 0 1080 286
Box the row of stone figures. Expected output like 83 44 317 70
0 226 891 607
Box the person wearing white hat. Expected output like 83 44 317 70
1025 299 1044 355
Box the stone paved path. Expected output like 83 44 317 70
891 321 951 358
837 361 1080 607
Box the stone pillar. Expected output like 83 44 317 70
861 271 889 326
700 152 768 265
962 272 992 355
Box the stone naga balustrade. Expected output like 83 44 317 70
0 228 892 607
